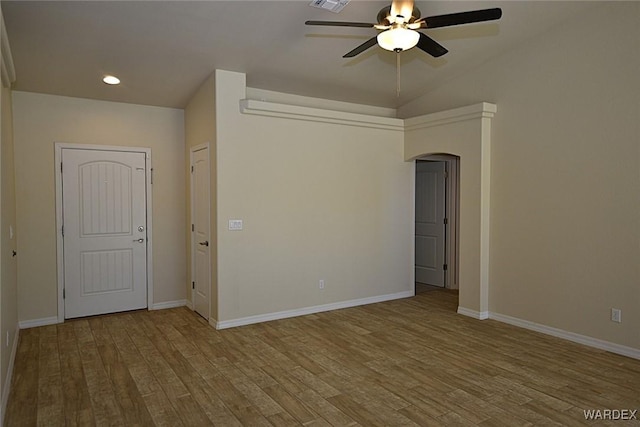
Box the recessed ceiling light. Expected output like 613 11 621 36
102 75 121 85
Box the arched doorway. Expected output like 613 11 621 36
405 103 496 318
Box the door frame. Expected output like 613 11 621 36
189 143 211 318
415 154 459 290
54 143 154 323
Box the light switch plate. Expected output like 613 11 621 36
611 308 622 323
228 219 243 231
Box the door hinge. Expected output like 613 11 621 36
60 162 63 173
63 288 65 299
191 165 194 173
61 225 64 237
444 218 448 225
191 224 194 232
444 171 448 179
150 168 154 185
443 264 448 271
192 281 195 290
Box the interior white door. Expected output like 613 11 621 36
192 146 210 319
415 161 446 287
62 148 148 318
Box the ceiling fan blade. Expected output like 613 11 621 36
390 0 415 23
416 33 448 57
305 20 375 28
343 37 378 58
423 8 502 29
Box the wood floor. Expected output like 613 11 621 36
415 283 445 294
5 290 640 426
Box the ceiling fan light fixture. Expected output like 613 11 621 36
377 27 419 52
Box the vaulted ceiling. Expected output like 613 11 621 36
2 1 595 109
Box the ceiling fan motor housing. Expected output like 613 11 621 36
377 5 421 25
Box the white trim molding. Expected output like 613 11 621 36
215 290 414 330
1 8 17 88
1 325 19 423
239 99 404 131
457 306 640 359
18 316 60 329
404 102 497 132
457 306 489 320
489 312 640 360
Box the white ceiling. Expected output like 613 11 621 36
2 1 596 109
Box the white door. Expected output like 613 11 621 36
62 148 148 318
191 146 210 319
415 161 446 287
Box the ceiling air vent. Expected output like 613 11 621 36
309 0 350 14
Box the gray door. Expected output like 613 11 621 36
415 161 446 287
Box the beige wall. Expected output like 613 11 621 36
214 70 413 323
184 72 218 320
12 92 186 322
1 84 17 408
400 2 640 349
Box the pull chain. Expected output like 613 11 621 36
396 52 401 97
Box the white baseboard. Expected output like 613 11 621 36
215 290 414 330
1 325 20 425
18 316 59 329
489 311 640 360
150 300 187 310
457 306 489 320
18 301 188 328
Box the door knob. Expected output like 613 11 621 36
134 238 145 243
199 241 209 247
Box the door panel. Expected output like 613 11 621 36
81 249 133 294
415 236 437 269
63 149 147 318
79 161 132 235
192 147 210 319
415 161 446 287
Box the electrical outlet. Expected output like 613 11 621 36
319 279 325 290
611 308 622 323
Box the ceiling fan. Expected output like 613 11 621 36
305 0 502 58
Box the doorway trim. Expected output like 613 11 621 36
189 142 211 319
54 143 154 323
405 102 496 318
416 155 459 289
